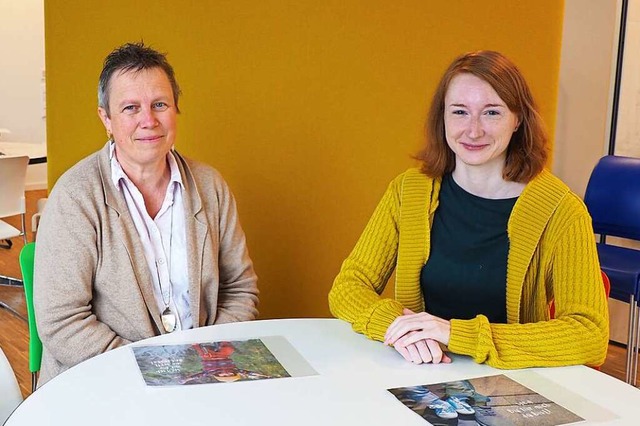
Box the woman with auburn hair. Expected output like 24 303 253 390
329 50 608 369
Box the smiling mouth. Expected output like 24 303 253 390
136 135 164 142
461 143 488 150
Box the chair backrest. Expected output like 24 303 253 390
0 347 23 424
584 155 640 240
0 155 29 217
20 242 43 375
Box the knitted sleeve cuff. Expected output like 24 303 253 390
359 299 404 341
447 317 481 357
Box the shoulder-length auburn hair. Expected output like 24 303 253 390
417 50 548 182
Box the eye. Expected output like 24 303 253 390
451 109 467 116
484 109 501 116
153 102 169 111
122 105 139 113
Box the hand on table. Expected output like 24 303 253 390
384 309 452 364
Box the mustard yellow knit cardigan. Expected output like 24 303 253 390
329 168 609 368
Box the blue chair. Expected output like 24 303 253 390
584 155 640 385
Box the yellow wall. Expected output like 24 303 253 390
45 1 564 319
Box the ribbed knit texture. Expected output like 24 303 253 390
328 168 609 368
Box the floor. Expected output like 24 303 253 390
0 190 637 400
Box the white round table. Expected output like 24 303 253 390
0 141 47 164
6 319 640 425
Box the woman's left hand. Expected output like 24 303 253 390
384 308 452 348
392 332 452 364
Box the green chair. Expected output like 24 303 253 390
19 242 42 392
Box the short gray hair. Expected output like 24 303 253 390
97 42 181 115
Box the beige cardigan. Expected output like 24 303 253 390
34 143 258 384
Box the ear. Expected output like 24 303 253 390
514 115 522 133
98 107 112 134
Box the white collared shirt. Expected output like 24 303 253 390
109 142 192 331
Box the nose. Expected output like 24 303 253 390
139 107 159 128
466 116 484 139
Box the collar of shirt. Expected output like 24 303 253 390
109 140 184 192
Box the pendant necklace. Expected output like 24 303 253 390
157 203 177 333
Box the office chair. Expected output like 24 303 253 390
19 242 42 392
0 347 23 423
0 155 29 286
584 155 640 385
0 155 29 249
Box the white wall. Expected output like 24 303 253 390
0 0 46 190
614 0 640 157
553 0 620 197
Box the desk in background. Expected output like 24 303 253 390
0 142 47 165
7 319 640 425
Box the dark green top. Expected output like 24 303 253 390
420 173 517 323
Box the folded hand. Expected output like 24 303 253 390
384 309 452 364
